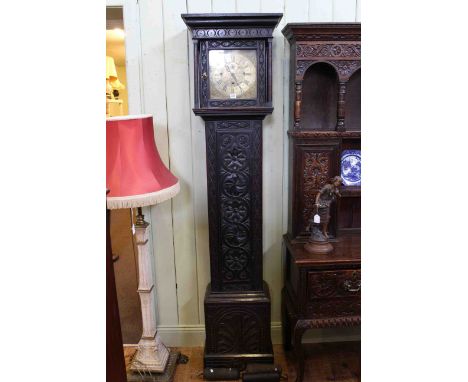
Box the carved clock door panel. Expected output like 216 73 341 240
206 119 263 292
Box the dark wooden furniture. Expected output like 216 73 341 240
182 13 282 369
281 23 361 382
107 194 127 382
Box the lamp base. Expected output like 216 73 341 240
130 333 170 373
127 350 180 382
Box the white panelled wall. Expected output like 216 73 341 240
117 0 361 346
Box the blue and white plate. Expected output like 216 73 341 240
341 150 361 186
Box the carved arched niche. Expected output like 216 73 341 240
300 62 338 130
345 68 361 131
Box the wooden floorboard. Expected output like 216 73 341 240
124 342 360 381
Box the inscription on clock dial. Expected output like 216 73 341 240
209 49 257 100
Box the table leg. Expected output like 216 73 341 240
282 293 292 351
293 321 307 382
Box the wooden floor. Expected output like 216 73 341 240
124 342 360 381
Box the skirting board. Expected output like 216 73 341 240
125 323 361 347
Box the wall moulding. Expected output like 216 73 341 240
132 323 361 347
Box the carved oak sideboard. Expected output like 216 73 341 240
281 23 361 382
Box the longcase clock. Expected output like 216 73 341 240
181 13 283 368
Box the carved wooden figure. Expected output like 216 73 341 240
182 13 283 369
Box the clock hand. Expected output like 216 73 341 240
224 64 243 93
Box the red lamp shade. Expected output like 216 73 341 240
106 114 179 209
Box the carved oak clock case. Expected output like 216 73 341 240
182 13 282 368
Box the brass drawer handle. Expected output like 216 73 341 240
343 279 361 292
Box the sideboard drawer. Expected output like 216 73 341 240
307 270 361 301
306 297 361 318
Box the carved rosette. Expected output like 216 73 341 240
206 120 263 292
296 43 360 59
219 131 251 285
193 27 273 39
302 152 330 227
294 41 360 81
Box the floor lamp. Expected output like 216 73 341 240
106 114 180 375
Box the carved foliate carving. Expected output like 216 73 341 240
308 270 361 299
200 42 208 104
288 130 361 138
204 299 273 365
296 43 360 59
258 42 266 104
288 34 361 42
302 152 330 228
296 60 360 80
206 120 263 292
329 60 361 78
220 130 251 285
308 273 339 298
209 308 263 354
208 40 257 48
303 152 330 188
309 299 361 318
210 99 257 107
295 316 361 331
296 60 315 77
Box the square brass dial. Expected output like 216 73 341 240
209 49 257 100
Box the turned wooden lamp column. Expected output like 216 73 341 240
106 114 180 373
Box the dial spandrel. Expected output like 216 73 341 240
209 49 257 100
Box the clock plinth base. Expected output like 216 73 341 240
203 282 274 369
